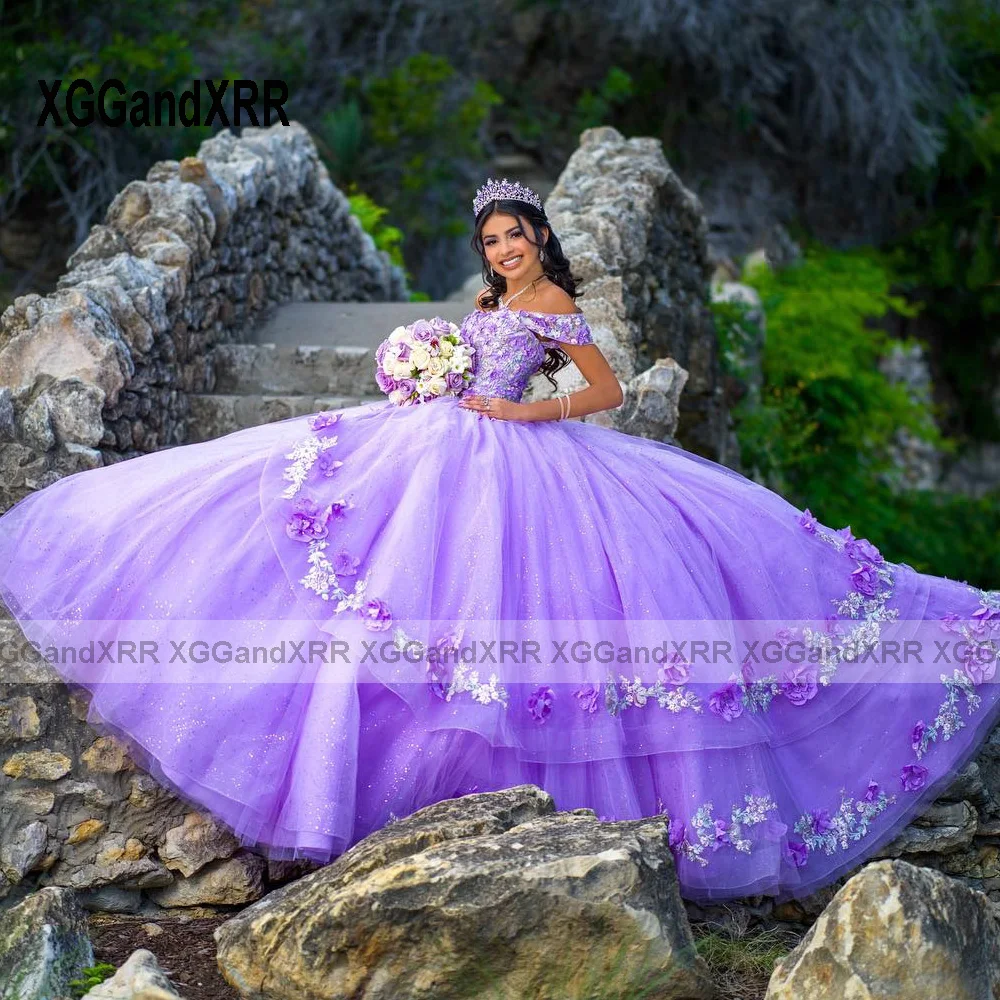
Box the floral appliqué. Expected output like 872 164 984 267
280 411 391 630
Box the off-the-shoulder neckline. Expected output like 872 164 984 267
470 307 586 319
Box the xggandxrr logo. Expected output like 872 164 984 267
38 79 289 127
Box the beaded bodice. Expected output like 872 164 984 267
458 307 594 402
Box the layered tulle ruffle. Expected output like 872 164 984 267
0 393 997 903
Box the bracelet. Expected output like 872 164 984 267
556 394 567 420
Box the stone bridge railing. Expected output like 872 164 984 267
0 121 407 511
526 126 735 466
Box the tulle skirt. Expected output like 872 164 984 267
1 392 997 904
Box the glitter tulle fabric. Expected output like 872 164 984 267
1 304 998 905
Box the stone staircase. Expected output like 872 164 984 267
187 301 472 442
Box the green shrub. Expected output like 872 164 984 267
715 244 998 588
726 245 947 504
67 961 118 998
317 53 500 251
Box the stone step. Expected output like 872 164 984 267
210 342 380 396
249 300 473 348
186 393 385 443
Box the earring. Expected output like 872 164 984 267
539 248 546 263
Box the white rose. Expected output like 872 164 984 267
410 346 431 369
426 357 446 376
388 326 408 344
388 388 409 405
439 341 454 358
392 360 414 380
425 375 448 396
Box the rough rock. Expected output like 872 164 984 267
874 800 979 858
618 358 690 442
766 859 1000 999
214 785 713 1000
0 886 95 1000
0 121 408 512
148 851 266 907
156 812 241 878
535 125 729 464
84 947 185 999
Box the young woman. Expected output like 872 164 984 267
0 177 996 905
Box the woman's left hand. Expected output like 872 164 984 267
458 395 522 421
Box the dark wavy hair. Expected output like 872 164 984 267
470 198 582 391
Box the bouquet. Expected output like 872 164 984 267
374 317 476 406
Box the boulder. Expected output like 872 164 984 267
215 784 714 1000
84 947 185 999
766 859 1000 999
0 886 95 1000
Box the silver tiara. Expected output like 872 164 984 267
473 176 543 217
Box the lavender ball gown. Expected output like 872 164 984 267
1 302 998 905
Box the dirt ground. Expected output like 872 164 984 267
88 912 241 1000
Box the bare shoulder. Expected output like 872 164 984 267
530 281 582 315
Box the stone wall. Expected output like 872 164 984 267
526 126 734 465
0 121 407 511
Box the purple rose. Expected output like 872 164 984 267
785 839 809 868
409 319 437 342
910 720 926 752
850 563 880 598
375 370 396 393
810 808 833 835
709 682 744 722
712 819 732 851
316 452 344 478
308 410 341 431
329 498 352 519
333 550 360 577
445 370 466 391
426 659 453 700
900 762 929 792
836 525 855 543
358 598 392 631
781 664 819 706
961 642 998 685
285 497 330 542
797 508 818 534
396 342 411 361
658 652 690 685
396 378 417 397
969 607 1000 639
864 779 880 803
430 316 454 336
574 683 601 713
972 604 1000 622
712 818 731 850
938 613 962 634
845 537 883 566
432 629 463 657
528 685 555 723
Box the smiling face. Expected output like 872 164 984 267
480 211 548 279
